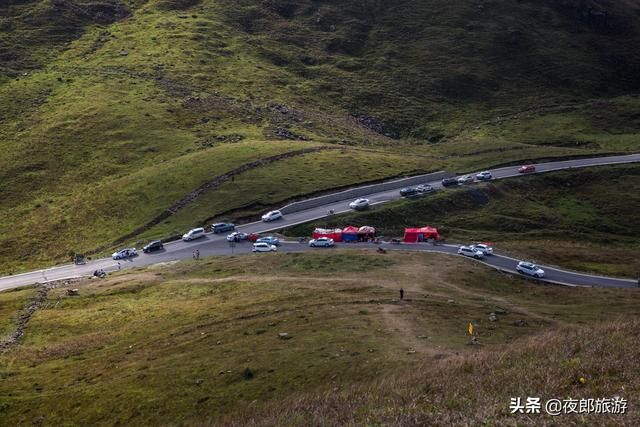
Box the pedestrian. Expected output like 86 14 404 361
196 249 200 260
117 262 121 270
192 250 196 260
400 288 404 300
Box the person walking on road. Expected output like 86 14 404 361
117 262 121 271
192 250 196 260
400 288 404 300
196 249 200 260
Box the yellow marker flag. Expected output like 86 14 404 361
468 322 473 336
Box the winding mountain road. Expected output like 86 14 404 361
1 153 638 292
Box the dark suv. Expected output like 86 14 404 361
400 187 419 197
441 177 459 187
211 223 235 233
143 240 164 253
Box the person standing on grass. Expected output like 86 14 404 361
400 288 404 300
192 250 196 260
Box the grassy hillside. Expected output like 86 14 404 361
286 165 640 277
1 251 639 424
1 0 639 270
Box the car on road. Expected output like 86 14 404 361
262 210 283 222
518 164 536 174
226 232 248 242
416 184 435 194
516 261 545 278
182 227 206 242
400 187 418 197
142 240 163 253
441 177 459 187
256 236 280 246
252 242 277 252
471 243 493 255
476 171 493 181
211 222 235 233
112 248 138 260
457 175 475 185
457 245 484 259
309 237 334 247
349 198 370 210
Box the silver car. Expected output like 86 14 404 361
457 175 474 185
457 245 484 259
309 237 335 247
516 261 545 278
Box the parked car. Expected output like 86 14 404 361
518 164 536 173
226 232 248 242
247 233 260 242
349 198 370 210
400 187 418 197
262 210 283 222
112 248 137 260
182 227 206 242
476 171 493 181
309 237 335 247
211 222 235 233
516 261 545 278
458 175 475 185
256 236 280 246
142 240 163 253
252 242 277 252
457 245 484 259
441 177 459 187
471 243 493 256
416 184 435 194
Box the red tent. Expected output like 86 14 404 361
403 226 440 243
342 226 360 242
313 228 343 242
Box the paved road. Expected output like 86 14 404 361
1 153 639 291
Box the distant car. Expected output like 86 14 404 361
247 233 260 242
457 175 475 185
441 177 459 187
226 232 248 242
142 240 163 253
516 261 545 278
256 236 280 246
252 242 277 252
471 243 493 256
262 210 283 222
416 184 435 194
400 187 418 197
457 245 484 259
309 237 334 247
182 227 206 242
518 165 536 173
349 198 370 210
211 223 235 234
476 171 493 181
112 248 137 260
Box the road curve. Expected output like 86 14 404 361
1 153 639 292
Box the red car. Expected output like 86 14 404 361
518 164 536 173
247 233 260 242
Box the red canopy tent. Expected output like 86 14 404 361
342 226 360 242
313 228 343 242
403 226 440 243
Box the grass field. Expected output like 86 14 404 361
286 165 640 277
1 251 639 424
1 0 639 269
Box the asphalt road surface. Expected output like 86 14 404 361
1 153 639 291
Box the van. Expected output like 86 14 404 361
182 227 205 242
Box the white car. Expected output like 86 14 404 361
476 171 493 181
457 245 484 259
457 175 474 185
349 198 370 210
226 232 248 242
471 243 493 255
262 210 283 222
416 184 435 194
182 227 206 242
112 248 137 260
252 242 277 252
516 261 545 278
309 237 335 247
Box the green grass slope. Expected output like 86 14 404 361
1 251 639 424
0 0 639 270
